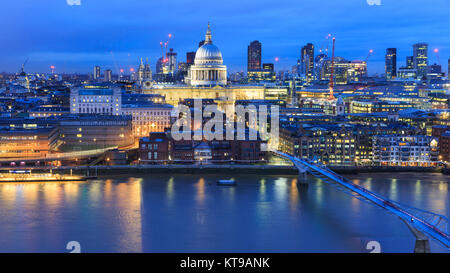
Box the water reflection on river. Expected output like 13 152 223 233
0 173 448 253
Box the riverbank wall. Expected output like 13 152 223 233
7 164 446 176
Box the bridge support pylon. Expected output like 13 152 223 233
402 219 431 253
297 170 308 187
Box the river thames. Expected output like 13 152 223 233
0 172 448 253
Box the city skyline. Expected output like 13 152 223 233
0 0 449 75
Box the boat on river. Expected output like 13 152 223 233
0 170 96 183
217 179 236 186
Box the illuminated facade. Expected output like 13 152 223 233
413 43 428 79
121 104 173 138
186 23 227 87
279 125 357 166
316 57 367 84
350 100 414 114
70 85 121 115
248 40 262 71
30 105 70 117
247 63 276 83
58 115 134 150
0 127 58 159
385 48 397 80
301 43 314 82
373 135 439 167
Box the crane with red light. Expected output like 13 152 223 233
329 37 336 100
160 33 173 64
319 34 332 55
365 49 374 63
433 48 441 66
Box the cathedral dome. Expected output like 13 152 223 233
187 23 227 87
195 44 223 64
194 22 224 65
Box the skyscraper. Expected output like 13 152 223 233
248 40 262 71
186 52 196 65
448 59 450 78
301 43 314 81
406 56 414 69
385 48 397 80
93 66 101 80
104 69 112 82
167 48 177 74
413 43 428 79
156 57 165 74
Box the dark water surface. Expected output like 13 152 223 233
0 172 448 253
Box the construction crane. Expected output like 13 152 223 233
329 37 336 100
110 51 120 75
433 48 441 66
21 58 29 74
160 33 173 64
365 49 374 63
319 34 332 55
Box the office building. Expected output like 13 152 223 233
139 131 267 164
0 127 58 159
248 40 262 71
121 103 173 138
166 48 177 74
70 85 122 115
301 43 314 81
385 48 397 80
93 66 101 80
406 56 414 69
58 115 134 150
186 52 196 65
448 59 450 78
104 69 112 82
373 135 439 167
413 43 428 79
247 63 276 83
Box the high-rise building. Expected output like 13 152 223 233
301 43 314 81
248 40 262 71
406 56 414 69
448 59 450 78
93 66 101 80
166 48 177 74
247 63 276 83
427 63 444 80
186 52 196 65
385 48 397 80
104 69 112 82
413 43 428 79
156 57 165 74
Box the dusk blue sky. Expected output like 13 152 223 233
1 0 449 75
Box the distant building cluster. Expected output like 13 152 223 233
0 23 449 168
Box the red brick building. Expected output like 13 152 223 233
139 132 170 164
440 132 450 162
139 131 266 164
432 125 450 162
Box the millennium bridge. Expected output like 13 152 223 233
273 151 450 253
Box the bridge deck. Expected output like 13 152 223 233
274 151 450 248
